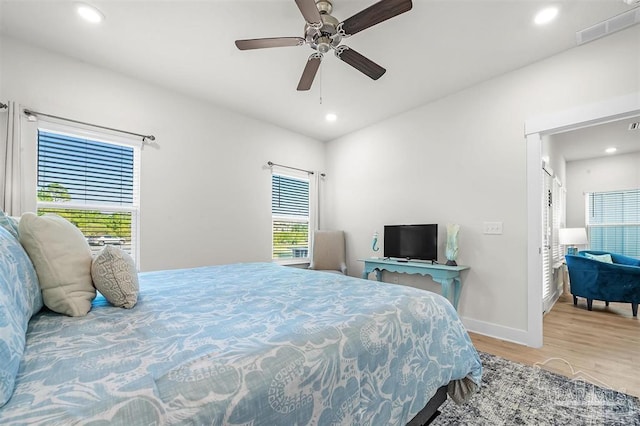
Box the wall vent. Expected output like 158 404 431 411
629 122 640 130
576 7 640 45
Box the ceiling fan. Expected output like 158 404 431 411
235 0 413 91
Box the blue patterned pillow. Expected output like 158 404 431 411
0 209 19 240
0 226 43 407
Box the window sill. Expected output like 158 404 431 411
273 259 310 268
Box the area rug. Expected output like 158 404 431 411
433 352 640 425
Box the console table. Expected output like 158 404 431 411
359 258 470 310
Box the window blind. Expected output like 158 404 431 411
38 131 134 205
551 178 565 264
272 174 310 259
272 175 309 217
37 130 140 259
542 173 552 307
586 189 640 257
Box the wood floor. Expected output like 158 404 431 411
469 294 640 398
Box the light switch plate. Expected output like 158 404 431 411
484 221 503 235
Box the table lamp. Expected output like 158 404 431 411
558 228 588 255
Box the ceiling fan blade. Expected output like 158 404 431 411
295 0 322 26
235 37 305 50
297 53 323 91
339 0 412 37
335 46 386 80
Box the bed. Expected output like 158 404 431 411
1 228 482 424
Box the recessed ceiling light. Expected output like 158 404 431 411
534 7 559 26
76 3 105 24
325 113 337 122
605 147 617 154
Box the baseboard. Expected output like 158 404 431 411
461 316 530 346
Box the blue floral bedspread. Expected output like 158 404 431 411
0 262 482 425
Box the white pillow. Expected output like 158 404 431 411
584 252 613 264
91 245 139 309
18 213 95 316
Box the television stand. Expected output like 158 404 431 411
359 258 470 310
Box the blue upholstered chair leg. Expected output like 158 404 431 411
633 303 638 317
573 295 577 306
587 299 593 311
605 301 609 307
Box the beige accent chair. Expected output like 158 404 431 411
309 230 347 274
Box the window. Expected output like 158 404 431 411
272 172 310 260
36 128 140 262
586 189 640 257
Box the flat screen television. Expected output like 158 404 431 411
384 224 438 262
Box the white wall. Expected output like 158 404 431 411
0 36 325 272
565 152 640 228
541 135 567 192
324 26 640 341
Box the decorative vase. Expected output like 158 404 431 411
371 231 380 255
445 224 460 266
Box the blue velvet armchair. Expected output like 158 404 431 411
565 250 640 317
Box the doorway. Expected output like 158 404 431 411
524 92 640 348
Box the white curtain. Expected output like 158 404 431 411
310 170 321 232
0 101 22 215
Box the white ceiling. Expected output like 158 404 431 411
550 116 640 162
0 0 636 141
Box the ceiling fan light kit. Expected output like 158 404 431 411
235 0 413 91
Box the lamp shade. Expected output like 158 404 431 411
558 228 588 246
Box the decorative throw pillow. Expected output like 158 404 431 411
91 245 139 308
0 209 19 240
18 213 95 316
0 226 42 407
584 253 613 264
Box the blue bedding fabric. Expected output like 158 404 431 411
0 226 43 407
0 263 482 425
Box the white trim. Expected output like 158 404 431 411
588 222 640 227
525 92 640 136
270 165 310 181
524 91 640 348
272 214 308 223
274 259 310 266
461 316 529 346
35 118 143 149
526 133 544 348
271 167 313 262
33 122 142 266
37 202 136 212
132 146 141 269
20 119 38 213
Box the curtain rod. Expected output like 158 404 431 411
267 161 325 177
22 108 156 142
